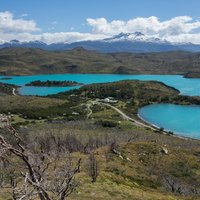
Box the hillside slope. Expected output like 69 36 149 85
1 48 200 75
0 80 200 199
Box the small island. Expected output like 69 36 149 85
25 80 83 87
0 77 12 80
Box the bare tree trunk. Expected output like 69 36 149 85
89 153 98 183
0 116 81 200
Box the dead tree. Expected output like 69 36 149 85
110 142 120 155
0 116 81 200
9 171 18 200
0 157 9 188
88 153 98 183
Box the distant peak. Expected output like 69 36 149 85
9 39 20 44
114 32 145 38
31 40 46 44
103 32 146 42
102 32 171 44
134 32 145 37
72 47 87 51
114 32 131 38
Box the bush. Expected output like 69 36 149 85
95 120 118 128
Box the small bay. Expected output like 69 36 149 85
138 103 200 139
1 73 200 139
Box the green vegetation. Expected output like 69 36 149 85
0 95 86 121
1 120 200 200
1 48 200 75
1 80 200 124
0 80 200 199
53 80 200 113
26 80 83 87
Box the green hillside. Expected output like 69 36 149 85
0 80 200 200
0 48 200 75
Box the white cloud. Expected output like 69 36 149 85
165 33 200 44
86 16 200 44
87 16 200 37
1 11 200 44
0 32 105 44
39 32 105 44
0 11 39 33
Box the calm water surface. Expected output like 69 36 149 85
1 73 200 139
1 74 200 96
138 104 200 139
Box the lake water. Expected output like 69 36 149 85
138 104 200 139
1 74 200 96
1 73 200 139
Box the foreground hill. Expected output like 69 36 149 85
0 80 200 200
1 48 200 75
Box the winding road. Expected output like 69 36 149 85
86 99 158 131
12 88 17 96
97 102 157 131
86 102 93 119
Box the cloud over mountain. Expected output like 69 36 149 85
87 16 200 37
1 11 200 44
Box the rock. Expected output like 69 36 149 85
126 157 132 162
72 112 79 115
161 147 169 155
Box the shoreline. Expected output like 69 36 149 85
0 73 186 77
1 74 200 142
137 113 200 142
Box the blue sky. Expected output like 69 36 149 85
1 0 200 44
1 0 200 32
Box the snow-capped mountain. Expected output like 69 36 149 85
103 32 147 42
1 32 200 53
103 32 168 44
0 40 48 49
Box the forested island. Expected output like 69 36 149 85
25 80 83 87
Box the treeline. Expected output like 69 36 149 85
0 100 86 120
54 80 177 100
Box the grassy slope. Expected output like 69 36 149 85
69 142 200 200
1 80 200 123
1 48 200 75
0 80 200 199
1 120 199 200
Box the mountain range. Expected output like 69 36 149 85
1 32 200 53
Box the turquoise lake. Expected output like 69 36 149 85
1 73 200 139
138 104 200 139
1 74 200 96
